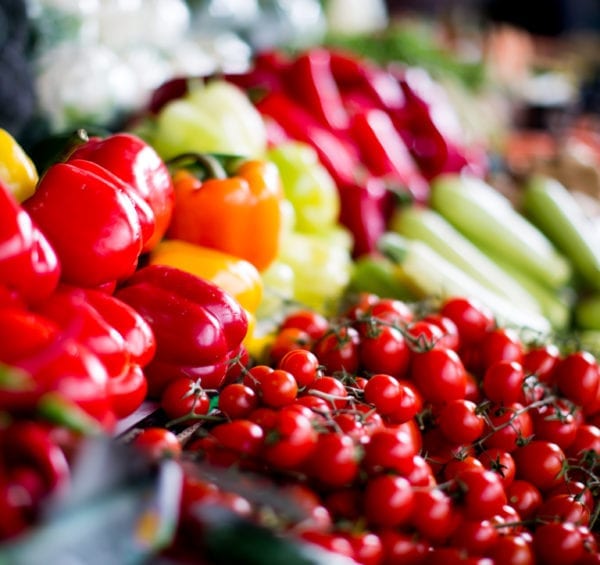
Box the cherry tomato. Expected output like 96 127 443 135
483 360 526 404
535 493 591 526
132 428 181 459
440 296 495 345
533 522 585 565
312 326 360 375
480 327 524 369
522 343 560 384
257 369 298 408
421 313 460 350
218 383 258 419
478 447 516 489
259 407 318 470
513 440 567 491
307 375 348 409
210 419 264 457
488 534 535 565
482 402 534 452
362 426 418 476
161 376 210 422
305 433 359 488
506 479 543 520
454 468 507 520
554 351 600 410
363 373 403 415
277 348 321 388
363 474 415 528
269 327 311 365
410 347 467 404
358 325 410 378
438 398 485 444
410 487 456 544
279 309 329 341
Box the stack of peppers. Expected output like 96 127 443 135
224 47 488 257
0 128 252 540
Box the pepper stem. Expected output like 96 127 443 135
167 152 247 181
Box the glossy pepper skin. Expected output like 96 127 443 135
0 305 114 429
148 239 263 315
35 287 154 419
0 181 60 304
115 264 248 397
166 156 283 272
68 132 175 252
23 159 144 289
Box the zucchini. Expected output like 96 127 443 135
523 175 600 291
430 174 571 289
390 205 542 313
378 232 552 335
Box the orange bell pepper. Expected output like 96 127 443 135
166 155 283 272
148 239 263 314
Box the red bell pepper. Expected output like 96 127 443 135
35 287 154 419
68 132 175 251
0 308 114 428
23 159 144 289
0 181 60 304
115 265 248 397
0 421 70 540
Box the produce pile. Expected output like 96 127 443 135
1 45 600 564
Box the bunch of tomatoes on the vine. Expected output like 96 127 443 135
133 294 600 565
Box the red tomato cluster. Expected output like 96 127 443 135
142 294 600 565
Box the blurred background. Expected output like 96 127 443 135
3 0 600 170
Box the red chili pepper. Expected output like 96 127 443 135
115 264 248 397
0 181 60 304
328 50 406 112
337 176 396 258
23 159 144 289
256 91 360 186
283 49 350 132
349 108 429 203
68 132 175 252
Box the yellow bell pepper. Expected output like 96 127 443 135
0 129 38 202
148 239 263 314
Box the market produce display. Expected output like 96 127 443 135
1 29 600 565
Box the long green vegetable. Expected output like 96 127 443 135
523 175 600 292
430 174 572 289
378 232 552 335
390 205 542 314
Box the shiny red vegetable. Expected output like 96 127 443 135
115 264 248 397
68 132 175 252
23 159 145 289
0 180 60 304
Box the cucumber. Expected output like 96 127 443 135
430 174 572 289
523 175 600 291
390 205 542 313
378 232 552 335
